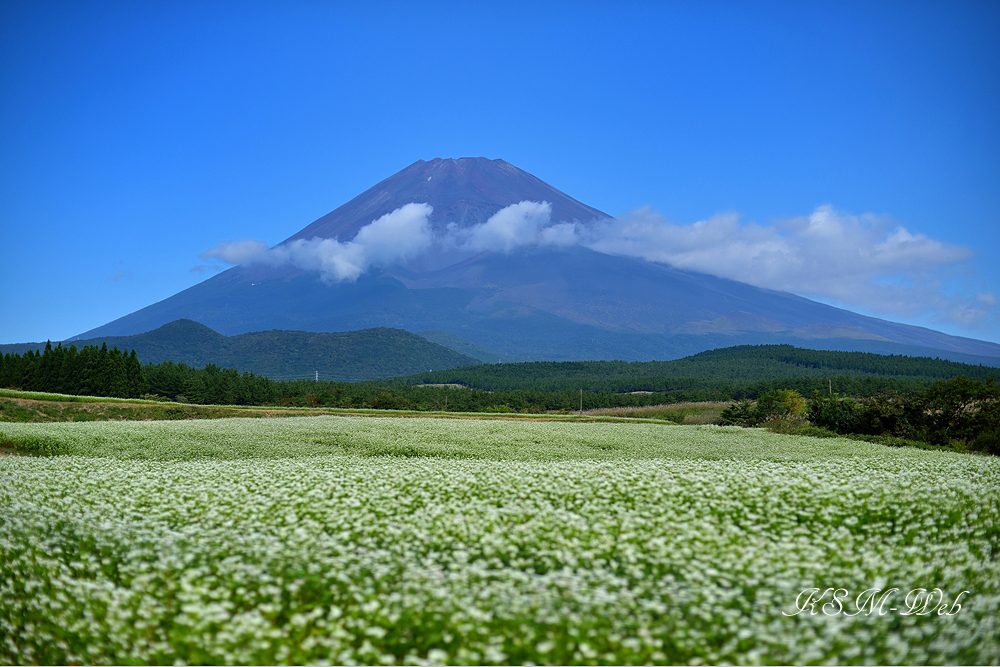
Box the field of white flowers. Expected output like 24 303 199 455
2 416 999 665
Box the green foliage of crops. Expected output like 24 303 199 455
2 417 999 664
0 417 902 461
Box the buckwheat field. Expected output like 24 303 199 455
2 416 998 664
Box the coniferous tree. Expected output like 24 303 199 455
94 343 112 396
21 350 39 390
38 342 57 392
59 345 82 395
104 348 128 398
77 346 99 396
126 350 144 398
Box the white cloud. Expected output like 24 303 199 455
539 221 581 247
584 204 989 328
447 200 587 252
201 203 433 282
458 201 556 253
352 203 435 265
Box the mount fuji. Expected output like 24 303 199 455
74 158 1000 363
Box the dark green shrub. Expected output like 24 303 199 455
916 376 1000 447
969 429 1000 456
807 393 864 433
808 392 917 438
718 400 761 427
855 392 916 437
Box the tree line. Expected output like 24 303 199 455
0 343 274 405
394 345 999 392
270 376 945 412
0 342 144 398
1 342 924 411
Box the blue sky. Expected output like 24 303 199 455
2 0 998 345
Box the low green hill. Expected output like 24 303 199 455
5 320 479 381
393 344 1000 392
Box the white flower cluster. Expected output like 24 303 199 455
1 418 998 664
0 416 902 461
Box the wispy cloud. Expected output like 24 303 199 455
200 240 271 265
108 269 132 283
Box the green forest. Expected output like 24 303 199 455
393 345 1000 391
0 342 273 405
1 341 997 411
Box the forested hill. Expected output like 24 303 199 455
3 320 479 381
393 344 1000 392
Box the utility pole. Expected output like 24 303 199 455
579 388 583 415
315 370 319 382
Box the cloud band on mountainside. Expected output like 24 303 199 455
202 201 995 330
201 200 576 280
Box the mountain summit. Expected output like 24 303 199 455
285 157 609 243
75 158 1000 362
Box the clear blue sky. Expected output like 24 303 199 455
2 0 998 344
